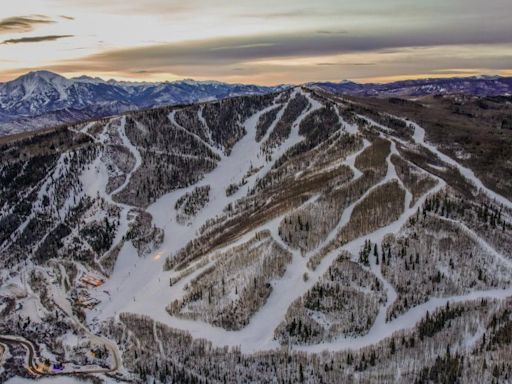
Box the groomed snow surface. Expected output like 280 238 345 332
83 89 512 355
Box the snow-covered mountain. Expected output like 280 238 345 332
1 88 512 382
311 75 512 97
2 71 511 138
0 70 286 136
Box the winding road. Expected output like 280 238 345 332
0 333 120 377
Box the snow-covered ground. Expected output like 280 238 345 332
80 90 512 355
409 121 512 210
2 86 512 384
5 377 89 384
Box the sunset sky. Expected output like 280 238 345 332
1 0 511 84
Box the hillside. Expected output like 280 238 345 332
1 88 512 383
312 76 512 98
0 71 284 137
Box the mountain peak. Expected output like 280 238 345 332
19 70 66 82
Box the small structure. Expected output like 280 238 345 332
80 274 104 287
75 290 100 308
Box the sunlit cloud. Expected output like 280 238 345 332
0 1 511 84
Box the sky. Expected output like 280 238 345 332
0 0 511 85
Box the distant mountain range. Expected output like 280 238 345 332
0 70 285 136
311 75 512 98
1 71 511 137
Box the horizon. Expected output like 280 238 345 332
0 69 509 87
0 1 511 85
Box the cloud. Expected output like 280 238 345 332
25 24 508 85
2 35 73 44
209 43 276 51
51 0 193 15
49 22 512 71
237 10 313 19
0 15 55 34
315 30 349 35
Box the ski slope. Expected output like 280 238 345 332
82 89 512 356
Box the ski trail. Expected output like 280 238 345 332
197 106 219 153
296 286 512 353
169 110 225 159
409 121 512 210
437 215 512 270
335 105 359 135
90 100 286 322
68 122 99 144
109 116 142 197
85 91 512 357
257 101 287 146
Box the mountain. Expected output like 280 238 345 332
1 87 512 382
311 75 512 97
0 70 286 136
2 71 511 138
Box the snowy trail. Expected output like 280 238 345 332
86 92 512 356
90 95 294 322
104 136 444 354
169 110 224 159
438 215 512 270
353 139 412 339
109 116 142 197
409 121 512 210
296 286 512 353
336 105 359 135
68 122 99 144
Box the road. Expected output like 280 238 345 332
0 333 121 376
0 335 42 376
0 301 122 377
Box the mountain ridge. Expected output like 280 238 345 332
311 75 512 97
0 70 287 136
2 71 512 138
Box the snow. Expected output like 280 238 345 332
90 93 294 322
409 121 512 210
24 87 506 358
5 377 90 384
90 93 403 352
169 110 225 159
298 287 512 353
88 89 333 340
109 116 142 196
